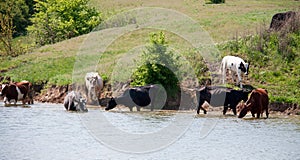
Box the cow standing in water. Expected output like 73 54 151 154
238 88 269 118
85 72 103 104
64 91 87 112
221 55 249 88
0 80 34 105
105 85 160 112
196 86 251 115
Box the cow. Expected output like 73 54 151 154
238 88 269 118
63 91 87 112
0 80 34 105
270 11 296 31
85 72 104 104
105 85 159 112
221 55 249 88
196 86 251 115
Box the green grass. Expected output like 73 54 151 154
0 0 299 104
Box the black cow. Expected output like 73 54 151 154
105 85 159 111
196 86 251 115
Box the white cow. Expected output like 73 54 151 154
64 91 87 112
85 72 104 103
221 55 249 88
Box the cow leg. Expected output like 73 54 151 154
237 71 243 88
256 109 261 118
3 97 8 105
266 108 269 118
232 107 237 115
129 107 133 112
223 106 228 115
68 100 73 111
87 91 92 103
197 99 206 114
13 99 17 106
222 65 226 84
136 106 141 112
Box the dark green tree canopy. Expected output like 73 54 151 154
0 0 34 37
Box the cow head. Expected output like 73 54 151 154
0 84 8 96
86 74 101 101
238 103 252 118
105 97 117 111
239 62 250 75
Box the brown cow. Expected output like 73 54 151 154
238 88 269 118
0 80 34 105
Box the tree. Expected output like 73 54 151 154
0 0 33 37
131 31 180 96
27 0 101 45
0 5 14 56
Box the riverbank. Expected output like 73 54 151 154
32 84 300 116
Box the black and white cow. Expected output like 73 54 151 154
85 72 103 104
221 55 249 88
63 91 87 112
196 86 251 115
105 85 160 111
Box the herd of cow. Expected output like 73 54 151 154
0 55 269 118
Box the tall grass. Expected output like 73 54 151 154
218 12 300 104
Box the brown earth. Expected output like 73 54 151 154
31 81 299 115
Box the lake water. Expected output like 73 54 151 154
0 103 299 160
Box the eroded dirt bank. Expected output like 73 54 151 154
32 84 300 115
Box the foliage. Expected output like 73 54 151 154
131 31 180 95
0 4 26 57
218 18 300 104
0 0 34 37
27 0 101 46
183 49 209 84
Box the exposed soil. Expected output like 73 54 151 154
31 81 299 115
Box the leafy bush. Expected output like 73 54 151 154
131 31 180 95
27 0 101 46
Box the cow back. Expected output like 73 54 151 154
129 88 151 107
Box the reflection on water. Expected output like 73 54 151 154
0 103 299 160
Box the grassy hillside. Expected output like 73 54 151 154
0 0 299 104
90 0 299 42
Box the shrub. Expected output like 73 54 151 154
27 0 101 46
131 31 180 95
